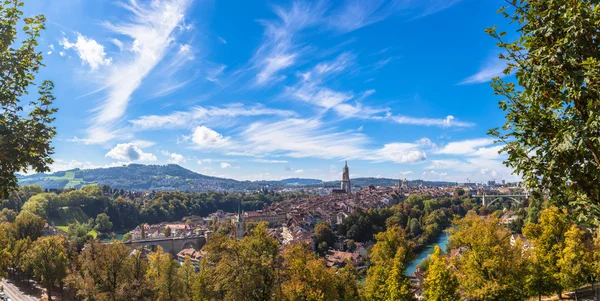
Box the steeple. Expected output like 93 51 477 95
235 199 244 239
341 161 351 193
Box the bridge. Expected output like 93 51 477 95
474 192 530 207
123 235 206 254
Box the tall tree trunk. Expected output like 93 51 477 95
594 282 598 301
47 286 52 301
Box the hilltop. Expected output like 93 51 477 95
16 164 453 191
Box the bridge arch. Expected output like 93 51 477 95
486 196 523 207
181 240 197 250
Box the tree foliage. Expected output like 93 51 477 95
449 212 527 300
488 0 600 225
0 0 57 196
23 235 70 301
423 245 460 301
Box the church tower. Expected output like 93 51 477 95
235 200 245 239
341 161 351 193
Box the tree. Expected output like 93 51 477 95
487 0 600 225
163 226 171 237
0 223 13 279
523 206 571 299
68 241 132 301
24 236 70 301
0 208 16 222
0 0 58 196
146 246 181 301
15 210 44 240
423 245 460 301
178 256 195 301
364 226 414 301
66 221 93 251
279 243 339 301
557 225 588 300
449 212 527 300
200 222 280 301
94 213 113 233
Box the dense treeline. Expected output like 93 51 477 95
338 194 482 252
0 184 290 232
0 220 372 301
421 207 600 301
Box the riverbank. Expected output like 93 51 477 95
404 230 450 275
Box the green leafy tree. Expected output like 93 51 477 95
557 225 588 300
279 243 339 301
487 0 600 225
94 213 113 233
523 206 570 299
449 212 527 300
15 210 44 240
0 0 58 196
364 226 414 301
67 241 132 301
423 245 460 301
24 236 70 301
146 246 181 301
178 256 195 301
163 226 171 237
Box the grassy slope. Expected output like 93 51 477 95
44 171 85 189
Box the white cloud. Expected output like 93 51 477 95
435 138 496 155
47 51 52 55
372 143 427 163
59 51 66 57
49 44 54 50
82 0 191 142
240 118 368 159
129 104 297 130
130 140 155 148
191 126 232 150
60 33 112 70
459 57 508 85
47 159 130 173
389 114 473 127
220 162 232 169
253 159 288 164
253 1 324 85
197 159 214 164
167 152 186 164
105 143 157 161
294 169 304 174
217 36 227 44
327 0 400 33
206 64 227 83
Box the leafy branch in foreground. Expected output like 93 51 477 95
487 0 600 225
0 0 57 197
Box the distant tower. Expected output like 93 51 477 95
341 161 351 193
235 200 245 239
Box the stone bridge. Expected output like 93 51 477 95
123 235 206 254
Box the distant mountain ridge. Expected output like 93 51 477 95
16 164 453 191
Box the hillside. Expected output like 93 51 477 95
16 164 453 191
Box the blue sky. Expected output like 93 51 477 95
23 0 519 183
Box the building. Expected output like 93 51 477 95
235 202 245 239
333 161 352 194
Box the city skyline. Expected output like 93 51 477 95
23 0 519 182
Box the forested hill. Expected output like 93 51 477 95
16 164 452 191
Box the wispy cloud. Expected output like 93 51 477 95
253 159 289 164
459 56 508 85
435 138 496 155
82 0 191 143
252 1 324 85
388 114 474 128
129 104 297 130
327 0 402 33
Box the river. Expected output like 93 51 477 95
404 230 450 275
